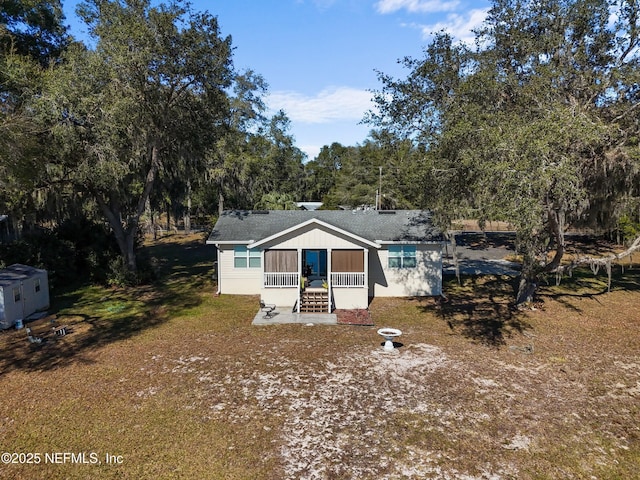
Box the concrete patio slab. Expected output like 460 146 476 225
252 310 337 325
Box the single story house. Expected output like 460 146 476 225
0 264 50 329
206 209 444 313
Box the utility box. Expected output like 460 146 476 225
0 264 50 329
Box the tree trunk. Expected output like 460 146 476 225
145 196 157 241
94 194 137 273
515 207 566 307
91 143 161 276
125 229 137 272
184 179 192 234
516 275 538 306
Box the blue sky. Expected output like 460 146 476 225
62 0 491 160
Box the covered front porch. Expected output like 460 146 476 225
261 248 369 312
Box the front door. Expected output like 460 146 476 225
303 250 327 278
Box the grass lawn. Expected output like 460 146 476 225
0 234 638 479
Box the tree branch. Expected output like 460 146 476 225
555 234 640 291
611 101 640 124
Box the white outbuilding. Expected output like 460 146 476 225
0 264 50 329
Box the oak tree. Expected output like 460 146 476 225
33 0 234 274
369 0 640 304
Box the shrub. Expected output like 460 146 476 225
106 257 136 288
105 253 157 288
0 218 123 288
618 215 640 246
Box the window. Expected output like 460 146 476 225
332 250 364 272
388 245 417 268
234 246 261 268
265 250 297 272
35 279 41 293
13 287 21 303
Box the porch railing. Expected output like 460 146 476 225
331 272 365 288
264 272 365 288
264 272 299 288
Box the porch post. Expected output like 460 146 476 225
327 248 332 312
297 248 302 313
364 248 369 292
261 249 265 290
215 245 222 295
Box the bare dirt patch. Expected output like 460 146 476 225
335 308 374 325
123 289 640 479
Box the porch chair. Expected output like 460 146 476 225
260 300 276 318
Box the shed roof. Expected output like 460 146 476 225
206 210 442 246
0 264 46 288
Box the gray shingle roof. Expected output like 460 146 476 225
207 210 442 245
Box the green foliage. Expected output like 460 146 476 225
105 250 156 287
55 217 121 283
9 0 237 272
0 216 158 288
305 136 425 210
619 214 640 246
303 142 345 202
254 192 298 210
105 257 135 288
208 109 306 211
0 231 74 285
0 218 123 287
369 0 640 301
0 0 69 63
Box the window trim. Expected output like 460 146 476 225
234 246 261 269
388 245 417 269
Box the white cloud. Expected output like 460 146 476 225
267 87 373 124
300 144 322 160
312 0 338 9
375 0 460 14
419 8 489 45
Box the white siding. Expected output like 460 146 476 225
217 237 443 305
0 285 22 329
266 224 364 249
332 287 369 309
23 273 49 313
217 245 262 294
260 288 298 310
370 244 442 297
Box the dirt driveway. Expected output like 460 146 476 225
444 232 520 276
